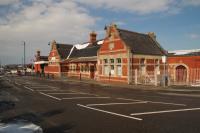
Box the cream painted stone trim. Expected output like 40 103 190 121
133 54 163 59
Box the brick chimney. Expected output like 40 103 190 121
148 32 156 40
36 50 40 61
90 31 97 44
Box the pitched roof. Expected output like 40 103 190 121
168 49 200 56
40 56 48 61
55 43 73 59
118 29 166 55
70 43 100 58
69 56 97 63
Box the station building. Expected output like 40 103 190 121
39 24 167 85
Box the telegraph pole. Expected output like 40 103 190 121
23 41 25 68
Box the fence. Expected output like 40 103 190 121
132 68 166 86
169 68 200 86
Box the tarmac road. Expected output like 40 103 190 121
1 75 200 133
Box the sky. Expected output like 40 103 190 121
0 0 200 65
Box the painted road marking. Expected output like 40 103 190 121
37 90 59 92
130 107 200 116
69 90 99 96
29 86 58 89
24 86 34 91
47 93 87 95
15 82 21 86
86 101 148 107
117 98 186 106
158 92 200 98
77 104 142 121
116 98 144 102
148 101 186 106
49 92 99 96
39 92 61 101
62 97 110 100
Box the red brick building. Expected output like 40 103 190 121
168 49 200 85
42 24 167 85
97 24 166 84
34 50 48 74
44 40 73 77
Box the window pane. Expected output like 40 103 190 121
104 65 109 75
110 65 115 75
117 58 121 63
117 65 122 76
104 59 108 64
110 59 114 63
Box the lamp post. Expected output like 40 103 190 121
162 56 167 87
22 41 26 75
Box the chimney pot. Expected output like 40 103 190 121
148 32 156 40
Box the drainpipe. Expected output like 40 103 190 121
127 49 131 84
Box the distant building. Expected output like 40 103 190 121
34 50 48 74
168 49 200 85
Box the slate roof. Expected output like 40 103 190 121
40 56 48 61
55 43 73 59
68 56 97 63
69 44 100 58
118 29 166 55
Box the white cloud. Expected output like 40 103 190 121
0 0 97 64
0 0 19 5
181 0 200 6
75 0 200 14
75 0 174 14
189 33 200 39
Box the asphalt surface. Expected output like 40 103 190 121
1 75 200 133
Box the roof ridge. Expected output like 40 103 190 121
117 28 147 36
56 43 73 46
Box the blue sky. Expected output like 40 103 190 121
0 0 200 65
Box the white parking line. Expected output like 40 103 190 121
117 98 186 106
69 90 99 96
77 104 142 121
37 90 59 92
15 82 21 86
28 86 59 90
148 101 186 106
62 97 110 100
47 93 85 95
39 92 61 101
116 98 144 102
130 107 200 116
49 92 99 96
24 86 34 91
86 101 147 107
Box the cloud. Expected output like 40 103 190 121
75 0 200 15
75 0 175 14
189 33 200 39
0 0 19 5
0 0 97 64
181 0 200 6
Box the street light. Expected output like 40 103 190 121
162 56 167 87
22 41 26 74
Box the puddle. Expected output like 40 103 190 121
0 121 43 133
